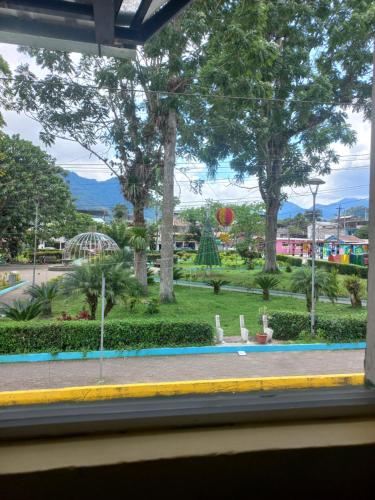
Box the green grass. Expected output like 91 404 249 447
51 284 366 337
177 266 368 298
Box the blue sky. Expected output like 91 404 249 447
1 43 371 210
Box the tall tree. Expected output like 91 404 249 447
142 6 207 302
13 53 162 290
194 0 373 271
112 203 128 222
0 134 73 256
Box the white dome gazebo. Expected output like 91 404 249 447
63 232 119 264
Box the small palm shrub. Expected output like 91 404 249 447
254 274 280 300
26 281 59 317
344 275 362 308
173 267 184 281
147 267 155 284
144 298 159 314
291 267 338 312
0 299 42 321
206 279 230 294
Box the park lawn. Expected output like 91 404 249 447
52 284 366 337
177 266 368 298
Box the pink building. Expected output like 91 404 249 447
276 238 313 257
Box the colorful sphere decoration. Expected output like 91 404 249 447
216 207 235 226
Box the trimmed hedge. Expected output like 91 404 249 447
0 320 214 354
267 311 366 342
276 254 303 267
307 258 367 278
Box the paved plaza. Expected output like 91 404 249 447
0 349 364 391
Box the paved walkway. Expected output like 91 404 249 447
0 349 364 391
0 265 65 305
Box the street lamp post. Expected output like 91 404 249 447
308 178 325 336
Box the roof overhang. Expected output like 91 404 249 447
0 0 193 58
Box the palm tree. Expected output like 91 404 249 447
344 275 362 308
26 281 59 317
61 263 102 319
0 299 42 320
128 226 149 292
254 274 280 300
206 279 230 294
103 263 143 316
291 267 338 312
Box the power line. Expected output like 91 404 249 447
2 75 366 106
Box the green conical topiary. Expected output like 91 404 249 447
195 220 221 266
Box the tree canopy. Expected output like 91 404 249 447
191 0 374 271
0 134 74 256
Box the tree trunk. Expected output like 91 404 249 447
88 295 97 320
104 299 114 317
133 200 148 293
350 293 362 308
263 289 269 301
160 109 177 303
263 199 280 272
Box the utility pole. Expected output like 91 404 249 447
32 201 39 287
336 204 341 243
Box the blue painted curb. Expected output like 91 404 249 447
0 342 366 364
0 281 28 297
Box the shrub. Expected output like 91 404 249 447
0 320 214 354
144 298 160 315
253 274 280 300
285 264 292 273
0 299 42 321
147 267 155 284
307 258 367 278
26 281 59 317
266 311 366 342
344 275 363 308
291 267 339 311
276 255 303 267
206 279 230 294
173 267 184 281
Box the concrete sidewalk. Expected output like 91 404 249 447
0 349 364 391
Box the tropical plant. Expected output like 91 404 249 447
344 275 363 308
61 263 103 320
0 299 42 321
291 267 338 312
128 226 149 291
206 279 230 294
26 281 59 317
147 267 155 285
253 274 280 301
144 298 160 315
173 267 184 282
103 264 143 317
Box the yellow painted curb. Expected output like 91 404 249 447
0 373 365 407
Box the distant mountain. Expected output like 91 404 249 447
65 171 156 220
279 197 368 220
313 198 369 220
278 201 305 219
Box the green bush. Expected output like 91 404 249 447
266 311 366 342
276 255 303 267
307 258 367 278
0 320 214 354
